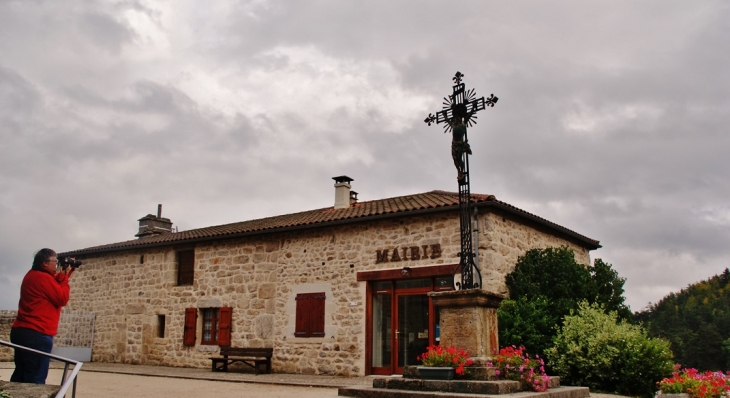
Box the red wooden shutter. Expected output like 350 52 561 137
311 293 326 337
183 307 197 346
218 307 232 346
294 293 309 337
294 293 326 337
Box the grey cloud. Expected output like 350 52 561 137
0 1 729 312
81 11 136 54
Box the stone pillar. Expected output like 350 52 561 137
429 289 504 369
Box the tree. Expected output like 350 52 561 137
634 269 730 371
589 258 632 319
498 246 630 358
498 296 554 357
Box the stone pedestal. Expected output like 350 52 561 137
428 289 505 373
0 381 60 398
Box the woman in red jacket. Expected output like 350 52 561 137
10 248 74 384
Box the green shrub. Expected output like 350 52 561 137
546 302 674 397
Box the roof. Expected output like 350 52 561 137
61 190 600 256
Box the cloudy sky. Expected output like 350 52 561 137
1 1 728 312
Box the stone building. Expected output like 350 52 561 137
59 176 599 376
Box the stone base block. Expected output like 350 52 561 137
429 290 505 358
0 381 60 398
373 377 521 394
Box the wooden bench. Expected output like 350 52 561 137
210 347 273 374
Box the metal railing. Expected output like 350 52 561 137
0 340 82 398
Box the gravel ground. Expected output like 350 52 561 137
0 368 340 398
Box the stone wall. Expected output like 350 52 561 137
479 212 590 295
0 310 15 361
65 208 592 375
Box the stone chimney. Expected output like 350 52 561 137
333 176 354 209
135 204 173 239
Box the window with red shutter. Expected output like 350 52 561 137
188 307 232 346
183 308 197 346
294 293 326 337
177 250 195 286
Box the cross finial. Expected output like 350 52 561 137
424 71 498 134
453 71 464 84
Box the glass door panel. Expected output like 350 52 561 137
396 294 430 371
395 278 431 289
371 293 392 371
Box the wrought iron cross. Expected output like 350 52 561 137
425 71 498 290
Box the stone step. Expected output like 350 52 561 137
373 376 561 392
338 385 590 398
375 378 522 394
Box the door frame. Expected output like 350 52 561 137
394 287 433 374
359 264 455 375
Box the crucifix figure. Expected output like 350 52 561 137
425 71 498 290
451 116 471 181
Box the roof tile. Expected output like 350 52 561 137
62 190 598 256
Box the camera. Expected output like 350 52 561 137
58 257 82 269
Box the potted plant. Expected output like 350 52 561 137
487 346 550 392
417 345 473 380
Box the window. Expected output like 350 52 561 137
157 315 166 338
177 250 194 286
294 293 325 337
202 309 218 344
183 307 231 346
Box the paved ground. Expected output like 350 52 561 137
0 361 628 397
68 361 375 388
0 362 351 398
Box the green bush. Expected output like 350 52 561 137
546 302 674 397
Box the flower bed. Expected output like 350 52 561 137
658 366 730 398
487 346 550 392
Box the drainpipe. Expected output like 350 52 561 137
472 207 479 269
